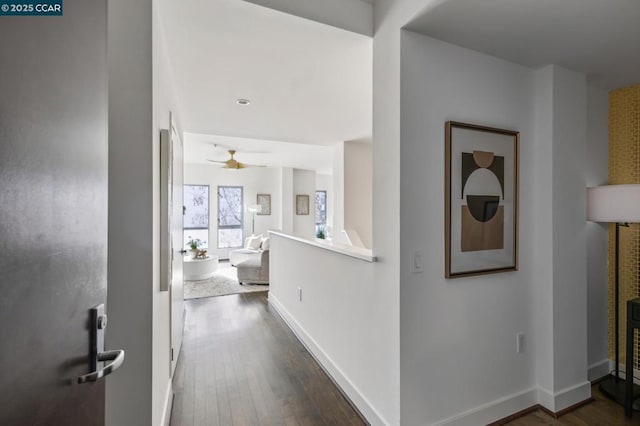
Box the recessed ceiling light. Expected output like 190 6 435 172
236 98 251 106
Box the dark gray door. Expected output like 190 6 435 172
0 0 109 425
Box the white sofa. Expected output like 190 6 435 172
237 250 269 285
229 235 269 266
229 248 261 266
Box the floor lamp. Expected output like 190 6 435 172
587 184 640 405
247 204 262 236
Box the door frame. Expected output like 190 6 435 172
160 112 185 376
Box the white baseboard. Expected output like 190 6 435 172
437 381 590 425
160 380 173 426
536 386 554 412
553 381 591 411
431 387 537 426
268 294 387 426
588 359 610 381
268 293 595 425
537 380 591 412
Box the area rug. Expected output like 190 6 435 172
184 263 268 300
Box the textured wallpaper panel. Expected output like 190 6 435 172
609 84 640 366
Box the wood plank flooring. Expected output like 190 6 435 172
169 292 365 426
170 291 639 425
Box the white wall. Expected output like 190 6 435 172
184 164 282 259
332 141 348 244
152 4 184 425
293 169 317 239
280 167 294 233
549 66 588 401
107 0 154 424
108 2 187 424
268 234 389 425
400 31 538 425
585 84 609 380
344 141 373 248
531 65 555 399
531 65 590 410
399 29 593 423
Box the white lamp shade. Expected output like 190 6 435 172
247 204 262 213
587 184 640 223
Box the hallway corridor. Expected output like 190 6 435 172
169 292 365 426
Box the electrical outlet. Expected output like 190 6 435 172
297 287 302 302
516 332 525 353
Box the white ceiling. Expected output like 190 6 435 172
184 132 335 175
406 0 640 90
157 0 372 145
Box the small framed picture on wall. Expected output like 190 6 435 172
257 194 271 215
296 195 309 215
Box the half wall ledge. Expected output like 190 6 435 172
268 230 376 263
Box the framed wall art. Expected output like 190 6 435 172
296 195 309 215
445 121 519 278
257 193 271 215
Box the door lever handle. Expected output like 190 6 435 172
178 249 187 255
78 349 125 383
77 304 125 384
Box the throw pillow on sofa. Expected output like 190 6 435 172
261 237 270 250
246 234 263 250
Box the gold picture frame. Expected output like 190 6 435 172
257 193 271 215
445 121 519 278
296 195 309 215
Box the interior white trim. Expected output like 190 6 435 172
553 381 591 412
430 387 538 426
537 381 592 413
536 386 554 413
588 359 611 382
269 230 375 262
161 380 173 426
268 293 387 426
432 380 591 425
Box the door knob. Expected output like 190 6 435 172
77 304 125 384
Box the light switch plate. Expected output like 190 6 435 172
412 250 424 273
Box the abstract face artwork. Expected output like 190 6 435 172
445 121 519 278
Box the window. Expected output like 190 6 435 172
315 190 327 234
218 186 243 248
183 185 209 249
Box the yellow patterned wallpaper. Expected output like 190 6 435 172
609 83 640 365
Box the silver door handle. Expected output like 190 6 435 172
77 304 125 384
78 349 125 383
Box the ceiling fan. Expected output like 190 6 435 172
207 149 266 170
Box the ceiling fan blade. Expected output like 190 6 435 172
206 159 227 163
237 163 267 169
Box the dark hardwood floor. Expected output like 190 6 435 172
169 292 365 426
171 292 638 425
503 384 639 425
